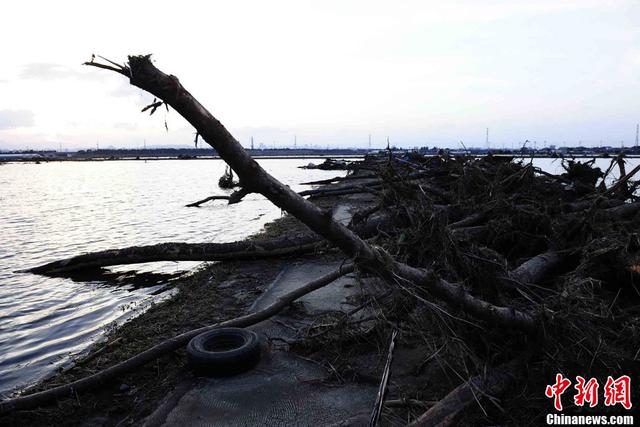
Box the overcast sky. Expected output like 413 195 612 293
1 0 638 150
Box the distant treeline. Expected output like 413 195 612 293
71 147 371 158
0 147 373 160
3 144 640 161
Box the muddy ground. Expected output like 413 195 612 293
0 212 326 426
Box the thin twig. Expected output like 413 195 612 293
370 329 398 427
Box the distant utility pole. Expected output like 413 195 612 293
486 128 490 150
635 124 639 147
294 135 297 149
251 136 254 150
368 134 372 150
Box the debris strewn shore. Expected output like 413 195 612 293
4 152 640 425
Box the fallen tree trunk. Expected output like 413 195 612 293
564 198 622 212
603 163 640 197
23 236 322 276
394 262 536 332
509 251 563 285
447 212 487 229
298 181 384 197
25 205 401 277
0 264 354 414
300 173 377 186
408 363 518 427
299 171 430 196
84 56 534 329
603 201 640 219
308 185 385 199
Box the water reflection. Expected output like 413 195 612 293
0 158 345 395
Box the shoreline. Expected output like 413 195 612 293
0 155 366 163
0 192 352 426
4 153 640 165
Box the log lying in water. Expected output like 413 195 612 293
23 236 322 276
24 207 396 277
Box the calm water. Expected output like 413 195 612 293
0 159 344 395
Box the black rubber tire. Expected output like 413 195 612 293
186 328 261 377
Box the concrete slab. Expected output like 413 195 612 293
153 353 373 427
144 259 377 427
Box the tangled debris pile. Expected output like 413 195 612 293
288 153 640 424
300 158 354 170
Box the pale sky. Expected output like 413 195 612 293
1 0 639 150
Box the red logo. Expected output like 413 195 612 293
545 374 572 411
604 375 632 410
546 374 632 411
574 376 599 407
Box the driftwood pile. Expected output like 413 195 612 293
292 153 640 424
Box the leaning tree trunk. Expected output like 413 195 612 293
82 55 536 331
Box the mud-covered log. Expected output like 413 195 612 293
603 201 640 219
298 181 384 197
564 199 622 212
449 225 489 241
300 174 377 186
509 251 563 284
395 262 537 332
25 207 397 277
447 212 487 229
307 185 384 199
408 364 517 426
24 236 322 276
